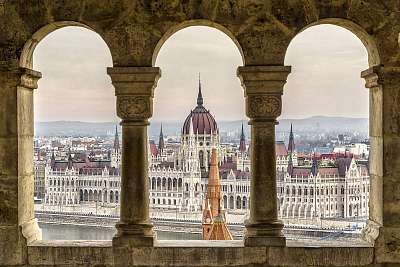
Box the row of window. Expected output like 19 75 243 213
278 184 370 196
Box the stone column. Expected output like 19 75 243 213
108 67 160 247
237 65 291 247
361 66 400 263
0 68 42 264
360 66 383 245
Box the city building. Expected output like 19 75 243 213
39 91 369 222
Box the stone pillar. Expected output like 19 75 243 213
360 66 383 245
237 65 291 247
108 67 160 247
0 68 42 265
361 65 400 263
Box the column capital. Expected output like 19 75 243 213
237 65 291 95
107 67 161 121
19 67 42 90
237 65 291 120
361 65 400 89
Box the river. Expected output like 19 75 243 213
39 222 201 240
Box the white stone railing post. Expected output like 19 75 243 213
108 67 161 247
237 65 291 247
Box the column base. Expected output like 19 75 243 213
245 235 286 247
21 218 42 244
244 220 286 247
112 222 156 247
362 219 380 244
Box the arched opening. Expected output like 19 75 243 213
150 23 244 240
29 24 114 240
229 196 234 210
280 22 378 243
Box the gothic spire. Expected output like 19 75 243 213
197 73 204 106
311 151 318 176
113 125 119 151
288 123 295 153
158 123 165 152
239 123 246 153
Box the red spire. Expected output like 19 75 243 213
202 148 232 240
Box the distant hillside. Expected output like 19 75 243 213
35 116 368 138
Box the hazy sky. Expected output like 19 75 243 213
33 25 369 122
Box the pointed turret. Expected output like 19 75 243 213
197 73 204 106
287 152 293 177
239 123 246 153
288 123 295 153
113 125 120 152
311 152 318 176
67 151 73 170
287 124 295 176
50 150 56 169
202 148 233 240
158 123 165 153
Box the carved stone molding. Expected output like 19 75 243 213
237 65 290 120
247 95 281 119
19 68 42 90
237 65 291 96
362 220 381 244
362 65 400 89
107 67 161 97
117 95 152 121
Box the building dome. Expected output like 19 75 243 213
182 78 218 135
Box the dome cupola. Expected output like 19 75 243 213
182 75 218 135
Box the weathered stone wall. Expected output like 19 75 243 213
0 0 399 266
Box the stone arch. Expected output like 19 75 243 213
287 18 380 67
152 20 245 66
20 21 112 69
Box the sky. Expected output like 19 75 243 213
33 25 369 123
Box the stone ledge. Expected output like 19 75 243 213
26 240 376 267
29 239 112 247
